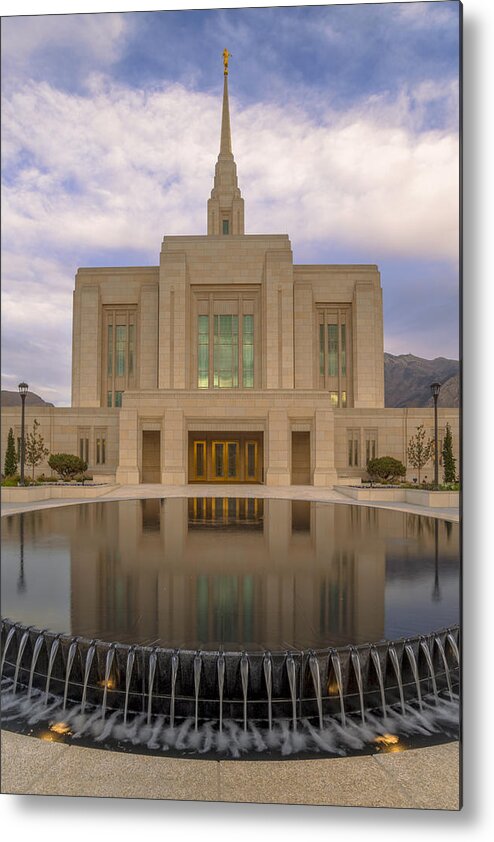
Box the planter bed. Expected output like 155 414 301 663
334 485 459 508
1 484 116 503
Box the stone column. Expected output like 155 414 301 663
161 408 186 484
265 408 290 486
115 407 140 484
312 408 338 486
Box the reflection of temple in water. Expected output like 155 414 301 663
66 499 454 650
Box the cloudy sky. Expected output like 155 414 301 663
1 1 460 405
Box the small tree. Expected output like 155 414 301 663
442 422 456 483
25 418 49 479
407 424 434 484
367 456 406 483
48 453 88 481
4 427 18 477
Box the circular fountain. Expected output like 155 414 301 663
1 498 460 757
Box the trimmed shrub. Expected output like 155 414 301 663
2 474 20 487
366 456 406 483
48 453 88 481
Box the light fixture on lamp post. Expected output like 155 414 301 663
430 382 441 489
18 382 29 486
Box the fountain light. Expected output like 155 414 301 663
374 733 405 753
98 678 116 690
327 679 340 695
374 733 399 746
49 721 72 735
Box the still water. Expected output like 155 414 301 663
1 498 459 652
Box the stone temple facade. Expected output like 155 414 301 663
1 66 459 486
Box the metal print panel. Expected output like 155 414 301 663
1 0 461 813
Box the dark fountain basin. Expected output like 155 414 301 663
1 498 460 758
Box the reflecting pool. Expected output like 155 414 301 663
1 498 459 652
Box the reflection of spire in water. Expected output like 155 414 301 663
17 512 26 593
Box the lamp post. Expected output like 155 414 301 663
430 382 441 489
18 382 28 486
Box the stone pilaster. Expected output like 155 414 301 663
265 408 290 485
115 407 140 484
312 408 338 486
161 408 186 484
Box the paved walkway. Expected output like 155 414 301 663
1 731 459 809
0 482 460 521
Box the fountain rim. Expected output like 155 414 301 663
1 616 461 659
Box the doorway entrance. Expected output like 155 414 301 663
142 430 161 483
188 432 263 482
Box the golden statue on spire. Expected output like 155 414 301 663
223 48 231 75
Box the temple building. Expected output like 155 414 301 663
1 58 459 485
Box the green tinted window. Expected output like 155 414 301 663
242 314 254 388
197 315 209 388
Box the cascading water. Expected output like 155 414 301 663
388 645 406 715
194 652 202 730
330 650 347 726
170 651 179 728
405 643 423 712
217 653 225 732
45 636 60 703
27 633 45 700
1 619 460 759
123 647 135 725
263 652 273 731
147 650 157 726
286 655 297 730
309 653 323 730
240 653 249 732
63 639 79 712
81 643 96 714
420 638 439 701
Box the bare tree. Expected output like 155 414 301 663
407 424 434 484
25 418 49 480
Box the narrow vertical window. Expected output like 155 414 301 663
341 391 347 408
227 443 238 478
107 392 112 408
197 315 209 388
79 437 89 464
341 324 346 376
330 391 339 407
115 391 123 408
222 219 229 235
116 326 126 376
319 324 325 376
128 324 135 377
246 442 256 479
242 314 254 387
215 443 224 477
107 325 113 375
96 438 101 465
195 442 205 477
101 437 106 464
348 438 353 467
328 324 338 377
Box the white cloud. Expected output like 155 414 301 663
2 76 459 258
1 13 129 78
1 75 459 402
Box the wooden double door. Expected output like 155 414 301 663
189 432 263 483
